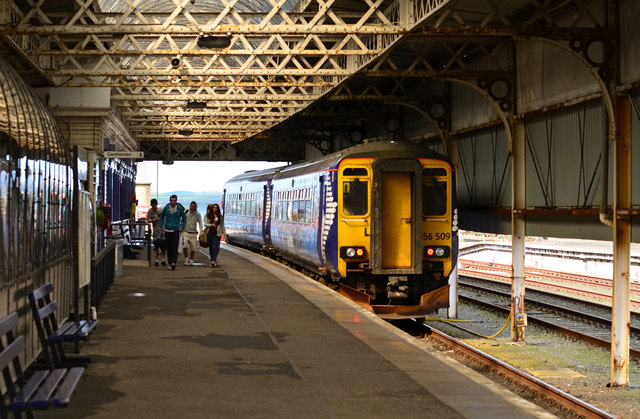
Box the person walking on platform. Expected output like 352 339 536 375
147 199 167 266
161 194 185 270
204 203 226 268
182 201 203 266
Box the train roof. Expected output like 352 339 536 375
224 166 282 185
224 140 449 185
274 140 449 179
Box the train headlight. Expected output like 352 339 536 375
424 246 450 258
340 246 367 260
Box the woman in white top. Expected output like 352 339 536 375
204 203 226 267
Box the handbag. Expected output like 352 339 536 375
199 230 209 248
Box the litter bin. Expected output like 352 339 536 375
107 237 127 276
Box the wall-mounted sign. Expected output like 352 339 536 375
104 151 144 159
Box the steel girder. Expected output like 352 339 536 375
139 135 304 162
0 0 450 144
271 0 616 153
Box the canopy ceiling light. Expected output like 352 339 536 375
197 34 232 49
185 100 207 109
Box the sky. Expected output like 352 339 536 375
136 160 286 193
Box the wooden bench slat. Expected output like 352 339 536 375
9 369 49 409
52 367 84 406
35 300 59 323
30 283 54 301
50 320 99 341
29 369 66 409
77 320 99 337
0 337 26 371
51 321 85 340
2 310 86 415
0 312 18 337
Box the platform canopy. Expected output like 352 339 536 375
0 0 620 162
0 0 453 145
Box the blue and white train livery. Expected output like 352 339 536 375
223 140 458 319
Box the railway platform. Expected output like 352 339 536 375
38 244 553 419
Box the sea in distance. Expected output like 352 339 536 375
152 190 222 213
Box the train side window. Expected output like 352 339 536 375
305 200 312 223
423 179 447 215
343 179 368 216
286 201 293 221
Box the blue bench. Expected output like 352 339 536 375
0 312 84 418
29 283 99 369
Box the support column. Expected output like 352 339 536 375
511 121 526 342
611 96 631 387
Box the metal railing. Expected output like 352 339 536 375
110 220 153 266
91 242 115 309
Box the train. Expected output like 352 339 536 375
223 140 458 319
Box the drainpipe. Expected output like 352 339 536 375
599 105 613 227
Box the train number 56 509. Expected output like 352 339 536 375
423 232 451 241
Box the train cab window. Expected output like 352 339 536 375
343 168 368 176
423 178 447 215
423 168 447 177
343 178 368 216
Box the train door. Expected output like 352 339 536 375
371 159 422 275
381 172 412 268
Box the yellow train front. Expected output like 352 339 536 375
332 142 458 319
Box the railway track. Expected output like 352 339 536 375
458 259 640 307
392 320 616 418
458 276 640 359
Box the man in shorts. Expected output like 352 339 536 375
182 201 203 266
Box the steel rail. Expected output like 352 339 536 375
459 279 640 335
460 258 640 292
423 326 617 419
457 292 640 360
458 261 640 305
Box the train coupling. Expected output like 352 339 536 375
386 276 409 299
339 284 450 320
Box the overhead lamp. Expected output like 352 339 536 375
170 57 181 68
197 33 232 49
185 100 207 109
162 159 174 165
178 129 194 136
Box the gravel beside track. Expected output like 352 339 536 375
422 303 640 419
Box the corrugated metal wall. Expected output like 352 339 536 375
524 99 607 208
456 126 511 208
452 0 640 241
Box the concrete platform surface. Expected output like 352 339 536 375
38 244 554 419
